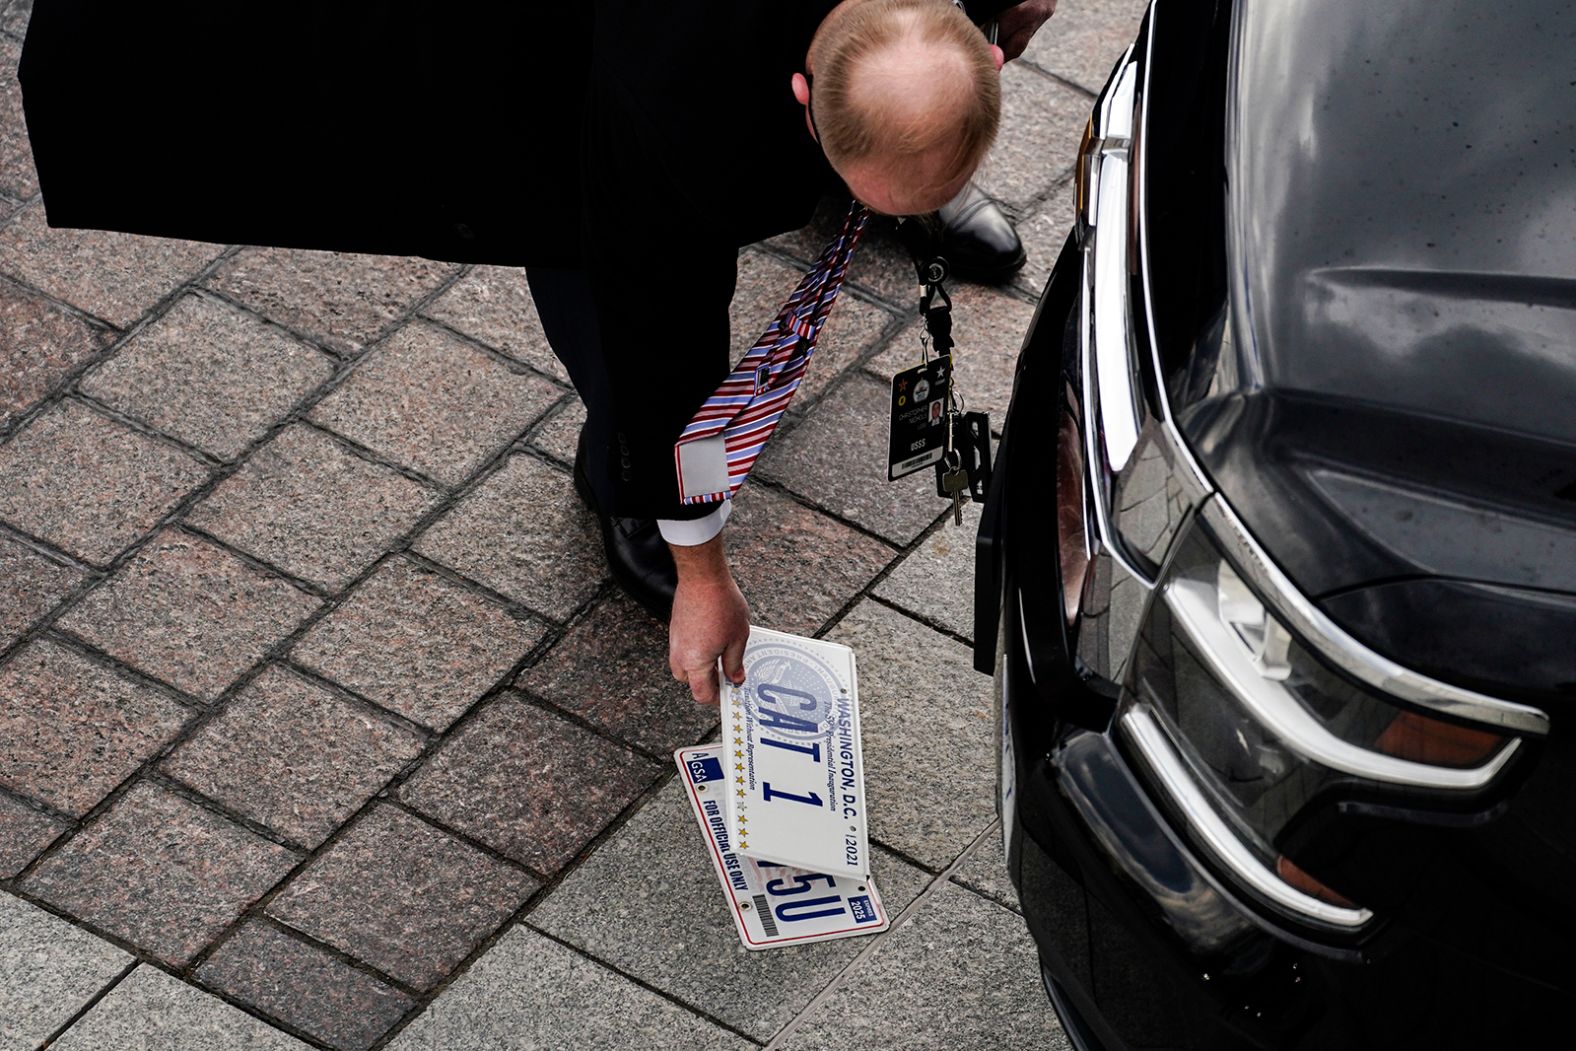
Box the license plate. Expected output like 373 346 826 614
721 627 870 878
677 745 890 949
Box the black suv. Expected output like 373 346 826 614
974 1 1576 1048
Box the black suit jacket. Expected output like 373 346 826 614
19 0 1012 519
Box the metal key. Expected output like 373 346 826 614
940 451 969 526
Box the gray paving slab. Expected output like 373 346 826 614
79 291 334 461
388 925 755 1051
825 600 995 870
0 533 82 651
1023 0 1150 94
775 883 1068 1051
530 778 931 1043
49 963 315 1051
951 821 1021 914
873 502 985 643
0 792 66 878
0 276 114 434
424 264 571 384
973 63 1092 213
0 891 131 1051
1014 177 1077 298
525 394 585 466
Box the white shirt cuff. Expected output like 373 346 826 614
657 502 733 546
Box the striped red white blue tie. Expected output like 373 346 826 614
674 201 870 504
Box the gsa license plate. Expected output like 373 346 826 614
677 745 889 950
721 627 870 878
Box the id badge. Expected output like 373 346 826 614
887 354 952 480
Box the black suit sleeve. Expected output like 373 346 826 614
576 59 740 522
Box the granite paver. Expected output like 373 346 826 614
0 638 191 816
195 919 416 1051
0 275 114 433
1024 0 1151 94
291 554 545 732
398 693 660 874
204 246 460 356
0 791 65 877
80 291 334 460
265 803 537 991
57 527 321 701
48 964 316 1051
388 926 755 1051
974 62 1092 213
525 394 586 466
952 821 1021 914
21 780 300 966
725 484 895 637
161 663 427 848
0 397 210 564
0 38 36 200
0 531 83 651
186 423 441 590
1013 176 1077 298
531 778 932 1043
422 264 571 384
308 319 560 486
826 599 996 870
873 501 985 642
0 0 28 37
757 373 945 545
0 891 131 1051
0 203 226 328
775 883 1067 1051
518 595 718 756
412 452 605 621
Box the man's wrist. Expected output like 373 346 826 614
670 532 734 585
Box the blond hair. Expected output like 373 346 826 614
809 0 1000 192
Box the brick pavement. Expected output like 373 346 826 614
0 2 1147 1047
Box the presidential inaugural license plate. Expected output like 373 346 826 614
677 745 889 950
720 627 870 878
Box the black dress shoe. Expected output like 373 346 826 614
936 181 1026 285
574 433 677 619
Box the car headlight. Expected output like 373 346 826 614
1118 500 1529 931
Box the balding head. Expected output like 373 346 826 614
798 0 1002 214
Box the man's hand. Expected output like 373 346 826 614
668 535 750 705
997 0 1057 62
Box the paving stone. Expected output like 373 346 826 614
0 532 83 651
776 882 1067 1051
951 822 1021 914
412 453 604 621
1013 177 1077 299
204 247 460 356
0 891 132 1051
0 0 31 37
873 501 985 642
519 595 717 756
399 694 659 874
0 791 66 877
292 555 544 732
531 779 932 1043
48 964 315 1051
525 394 585 465
195 919 415 1051
80 292 334 460
869 280 1037 428
1022 0 1150 94
266 803 537 991
974 63 1092 213
0 277 114 434
826 600 994 869
725 485 894 637
57 527 321 701
308 319 559 486
423 264 570 384
767 198 918 307
389 925 752 1051
21 780 299 966
186 424 441 590
161 664 426 848
730 249 895 411
0 398 210 565
0 203 225 328
0 638 191 816
0 39 37 200
757 373 943 546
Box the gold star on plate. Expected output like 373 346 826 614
736 788 746 798
737 816 748 827
735 774 745 784
739 839 748 849
734 762 744 771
